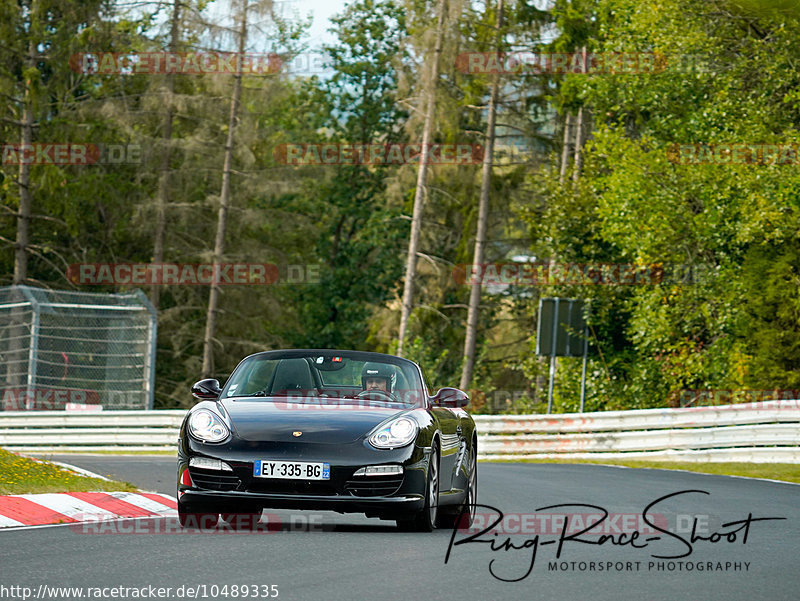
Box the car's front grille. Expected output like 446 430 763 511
344 475 404 497
245 479 337 496
189 468 241 491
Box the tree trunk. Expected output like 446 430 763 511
14 27 37 285
150 0 181 309
397 0 448 357
8 2 38 397
460 0 504 390
572 47 587 183
559 112 572 185
572 105 583 181
201 1 247 378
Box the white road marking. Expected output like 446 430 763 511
47 461 113 481
10 494 118 521
109 492 176 514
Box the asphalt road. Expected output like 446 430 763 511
43 454 177 495
1 457 798 601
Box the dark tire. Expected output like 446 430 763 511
178 502 219 530
220 512 262 530
396 441 439 532
439 440 477 529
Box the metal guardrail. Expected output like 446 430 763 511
1 400 799 462
0 410 186 453
476 400 800 463
475 402 800 433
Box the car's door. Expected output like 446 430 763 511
416 365 461 493
430 403 463 493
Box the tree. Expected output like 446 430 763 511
460 0 504 390
397 0 449 357
277 0 410 350
518 0 800 410
202 0 259 378
1 0 114 284
150 0 182 310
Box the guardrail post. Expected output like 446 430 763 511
547 298 559 414
19 286 40 410
134 289 158 410
579 311 588 412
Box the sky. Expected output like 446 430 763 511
193 0 350 53
280 0 350 48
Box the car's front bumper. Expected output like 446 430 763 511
178 489 425 517
177 435 430 519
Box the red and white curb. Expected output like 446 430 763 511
0 491 177 528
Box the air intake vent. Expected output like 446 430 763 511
344 475 403 497
188 468 240 491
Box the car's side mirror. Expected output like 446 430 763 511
432 387 469 408
191 378 222 400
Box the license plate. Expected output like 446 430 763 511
253 460 330 480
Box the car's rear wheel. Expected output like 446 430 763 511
396 441 439 532
439 440 477 529
178 501 219 530
220 511 262 530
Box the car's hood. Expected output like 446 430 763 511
219 398 407 444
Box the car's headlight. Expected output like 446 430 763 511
188 409 229 443
369 416 418 449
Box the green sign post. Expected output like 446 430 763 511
536 298 590 413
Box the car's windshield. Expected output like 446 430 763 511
221 351 425 407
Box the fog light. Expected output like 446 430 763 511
353 465 403 477
189 457 233 471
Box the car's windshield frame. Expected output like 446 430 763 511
219 349 429 408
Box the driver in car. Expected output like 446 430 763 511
360 363 396 396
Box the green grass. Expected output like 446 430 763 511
0 447 138 494
481 458 800 484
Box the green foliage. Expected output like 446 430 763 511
3 0 799 413
519 0 800 410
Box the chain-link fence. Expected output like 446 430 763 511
0 285 157 411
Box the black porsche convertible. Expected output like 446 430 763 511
177 349 477 531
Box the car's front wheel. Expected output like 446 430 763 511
397 441 439 532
